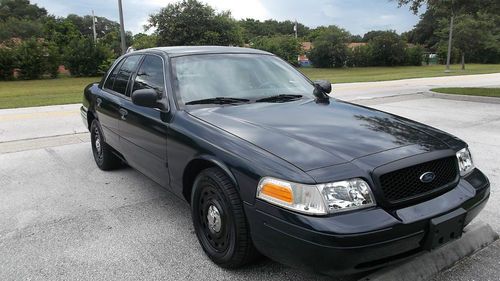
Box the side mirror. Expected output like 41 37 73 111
131 89 159 108
313 80 332 94
313 80 331 104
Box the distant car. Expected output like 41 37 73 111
81 46 489 275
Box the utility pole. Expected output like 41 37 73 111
118 0 127 55
445 14 454 73
92 10 97 45
293 20 298 39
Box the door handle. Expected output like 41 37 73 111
96 97 102 108
119 108 128 120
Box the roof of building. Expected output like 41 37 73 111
347 42 368 49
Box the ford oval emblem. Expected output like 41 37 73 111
420 172 436 183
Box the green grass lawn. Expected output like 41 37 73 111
1 64 500 109
431 87 500 98
0 77 99 109
300 64 500 83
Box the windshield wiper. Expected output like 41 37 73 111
255 94 303 103
185 97 250 105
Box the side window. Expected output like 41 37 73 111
103 59 124 90
132 55 166 97
112 55 142 96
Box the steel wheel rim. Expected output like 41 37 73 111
198 185 229 253
93 126 103 160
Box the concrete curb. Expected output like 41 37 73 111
359 222 499 281
425 91 500 104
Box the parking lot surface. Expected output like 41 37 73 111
1 76 499 280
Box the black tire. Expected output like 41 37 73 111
191 167 259 268
90 119 121 170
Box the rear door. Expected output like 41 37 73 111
118 54 170 187
97 55 142 151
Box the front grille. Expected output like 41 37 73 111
379 156 458 204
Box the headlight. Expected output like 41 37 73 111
256 177 376 215
456 147 474 176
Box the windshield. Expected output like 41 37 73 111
171 54 315 105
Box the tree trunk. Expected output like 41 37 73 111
445 15 454 73
461 52 465 70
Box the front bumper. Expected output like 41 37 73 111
245 168 490 275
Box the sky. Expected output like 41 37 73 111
30 0 422 36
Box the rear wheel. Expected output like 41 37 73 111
191 167 259 268
90 119 121 170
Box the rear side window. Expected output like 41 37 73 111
103 59 124 90
112 55 142 96
132 55 165 96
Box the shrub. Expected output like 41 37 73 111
347 45 373 67
64 37 114 77
0 46 17 80
16 38 45 79
405 45 424 66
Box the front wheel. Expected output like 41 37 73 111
90 119 121 170
191 167 259 268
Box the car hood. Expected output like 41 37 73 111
188 99 459 171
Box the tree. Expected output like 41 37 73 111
239 19 309 43
308 26 350 68
100 29 133 56
42 16 80 52
147 0 242 46
0 0 47 21
397 0 500 69
367 31 407 66
362 30 390 42
132 33 158 50
64 37 114 77
0 17 44 41
437 13 500 68
403 8 445 50
252 36 301 65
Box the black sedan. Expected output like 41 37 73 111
81 46 489 275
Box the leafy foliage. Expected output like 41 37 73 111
147 0 242 46
132 33 158 50
405 45 424 66
347 45 373 67
0 17 44 41
239 19 309 43
368 31 407 66
252 36 301 65
308 26 350 68
0 0 47 21
0 44 16 80
15 38 44 79
63 37 114 77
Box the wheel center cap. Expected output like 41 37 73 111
95 138 101 153
207 205 222 233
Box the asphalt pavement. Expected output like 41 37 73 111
1 73 500 280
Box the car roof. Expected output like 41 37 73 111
137 46 273 57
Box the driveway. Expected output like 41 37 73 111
1 74 499 280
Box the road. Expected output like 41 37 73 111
1 73 499 280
